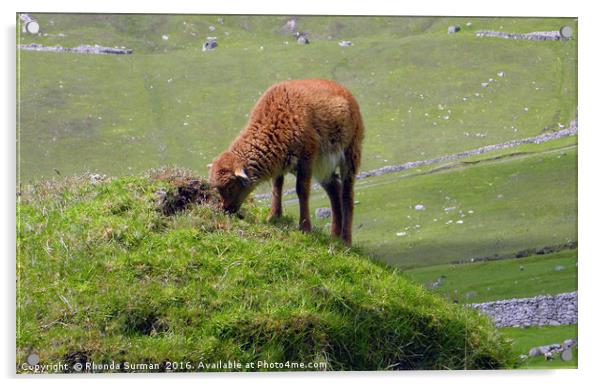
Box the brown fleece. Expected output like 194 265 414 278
209 78 364 245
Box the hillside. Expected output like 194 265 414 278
285 135 576 269
17 14 577 182
16 170 515 371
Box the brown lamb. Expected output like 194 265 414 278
208 78 364 245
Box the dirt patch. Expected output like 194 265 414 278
152 169 221 215
63 350 90 373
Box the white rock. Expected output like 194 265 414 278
162 35 169 41
414 204 425 211
396 231 407 237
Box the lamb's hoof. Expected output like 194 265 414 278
299 221 312 233
266 213 281 223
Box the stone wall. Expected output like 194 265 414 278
476 30 569 41
469 292 577 328
255 121 578 200
18 43 133 55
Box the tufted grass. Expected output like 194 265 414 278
16 170 516 372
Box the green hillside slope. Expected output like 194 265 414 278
16 170 515 372
286 138 577 269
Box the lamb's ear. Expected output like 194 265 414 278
234 167 250 185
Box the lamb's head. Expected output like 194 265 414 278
208 151 253 213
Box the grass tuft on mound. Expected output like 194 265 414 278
17 169 515 372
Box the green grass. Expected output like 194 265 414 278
501 325 577 369
16 170 516 372
284 138 577 269
17 14 576 182
404 249 577 303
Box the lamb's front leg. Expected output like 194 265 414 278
295 163 312 233
267 175 284 222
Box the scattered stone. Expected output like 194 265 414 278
283 18 297 33
456 220 464 224
559 26 573 39
528 347 542 357
481 82 489 87
448 25 461 34
20 13 39 34
563 338 577 350
208 25 216 32
560 348 573 361
426 276 445 289
217 17 224 25
89 173 106 186
396 231 407 237
338 40 353 47
315 207 332 219
203 37 218 51
555 265 565 272
497 71 505 77
414 204 425 211
162 34 169 41
295 32 310 45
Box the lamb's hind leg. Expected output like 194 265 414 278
341 144 361 246
267 175 284 222
320 173 343 238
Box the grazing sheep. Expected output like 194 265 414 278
209 79 364 245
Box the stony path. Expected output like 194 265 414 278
256 122 577 200
468 291 577 328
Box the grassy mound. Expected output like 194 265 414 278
17 169 515 372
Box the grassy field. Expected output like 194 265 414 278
500 325 577 369
18 14 576 182
16 172 515 371
404 249 577 303
284 137 577 269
